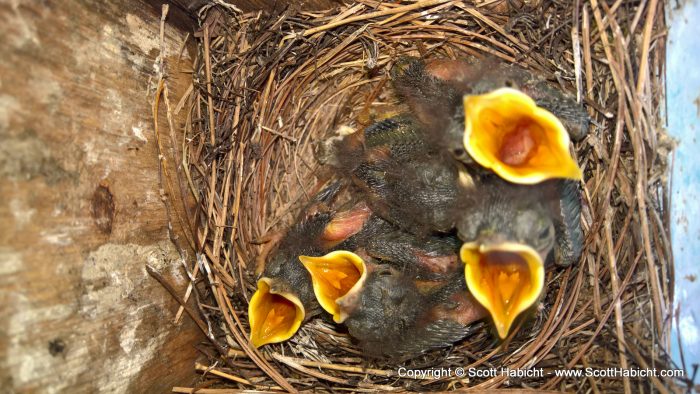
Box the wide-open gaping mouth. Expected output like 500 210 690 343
300 251 367 323
248 278 305 348
460 241 545 339
463 88 582 184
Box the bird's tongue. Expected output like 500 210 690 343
484 258 530 313
259 295 297 338
306 259 362 301
498 121 539 166
479 252 532 334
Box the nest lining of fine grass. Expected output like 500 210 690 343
171 0 677 391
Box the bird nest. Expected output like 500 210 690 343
168 0 677 392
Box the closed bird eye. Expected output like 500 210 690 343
377 266 393 277
534 222 555 254
389 289 405 304
452 147 468 161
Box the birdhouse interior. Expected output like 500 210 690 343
164 0 676 392
0 0 674 393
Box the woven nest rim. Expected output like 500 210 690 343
159 0 677 392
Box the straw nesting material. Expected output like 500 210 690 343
163 0 678 392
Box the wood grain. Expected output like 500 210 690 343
0 0 203 392
168 0 345 13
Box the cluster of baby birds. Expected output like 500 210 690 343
248 57 588 358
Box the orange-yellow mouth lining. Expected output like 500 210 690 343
300 251 367 323
463 88 582 184
461 242 544 339
248 278 305 348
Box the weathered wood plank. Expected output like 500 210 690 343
0 1 203 392
168 0 345 13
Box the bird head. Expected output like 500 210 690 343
459 242 544 339
341 116 467 234
299 250 368 323
248 277 306 348
338 263 423 354
248 190 372 348
462 88 582 184
457 184 554 339
300 251 423 350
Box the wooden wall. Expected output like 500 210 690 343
162 0 344 14
0 0 352 391
0 0 202 391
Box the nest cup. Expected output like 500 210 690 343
181 0 675 391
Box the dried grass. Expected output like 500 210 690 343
154 0 682 392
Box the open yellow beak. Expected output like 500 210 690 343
463 88 582 184
248 278 305 348
299 251 367 323
460 242 545 339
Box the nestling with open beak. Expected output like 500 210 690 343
330 111 583 341
455 176 583 339
300 248 488 357
391 56 588 185
248 183 376 348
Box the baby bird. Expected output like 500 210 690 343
334 115 470 234
331 112 584 340
300 249 487 358
298 225 462 324
248 183 374 348
342 265 487 358
455 176 583 339
365 230 462 280
391 56 586 185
